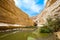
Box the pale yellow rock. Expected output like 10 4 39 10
0 0 34 27
35 0 60 26
55 32 60 39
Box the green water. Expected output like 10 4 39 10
0 31 32 40
0 30 57 40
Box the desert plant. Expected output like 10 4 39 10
40 27 52 33
40 15 60 33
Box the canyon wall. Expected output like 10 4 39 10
0 0 34 27
36 0 60 26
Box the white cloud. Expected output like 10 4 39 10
30 5 41 12
14 0 45 16
44 0 47 5
14 0 22 7
14 0 42 13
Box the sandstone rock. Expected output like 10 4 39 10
0 0 34 27
36 0 60 26
54 32 60 39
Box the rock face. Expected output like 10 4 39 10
36 0 60 26
0 0 34 27
31 16 37 22
55 32 60 39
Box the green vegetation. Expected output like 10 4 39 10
40 27 52 33
40 14 60 33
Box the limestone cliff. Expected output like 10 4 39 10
36 0 60 26
0 0 34 27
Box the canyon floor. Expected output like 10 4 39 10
0 27 58 40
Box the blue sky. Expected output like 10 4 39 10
14 0 47 17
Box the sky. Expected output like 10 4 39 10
14 0 47 17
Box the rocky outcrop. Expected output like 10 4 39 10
54 32 60 39
31 16 37 22
36 0 60 26
0 0 34 27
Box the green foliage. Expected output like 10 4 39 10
40 27 52 33
40 15 60 33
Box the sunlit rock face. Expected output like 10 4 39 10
0 0 34 27
46 0 57 7
36 0 60 26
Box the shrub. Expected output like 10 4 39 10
40 27 53 33
40 15 60 33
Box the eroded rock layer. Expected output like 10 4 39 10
0 0 34 27
36 0 60 26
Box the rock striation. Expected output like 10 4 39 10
36 0 60 26
0 0 34 27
